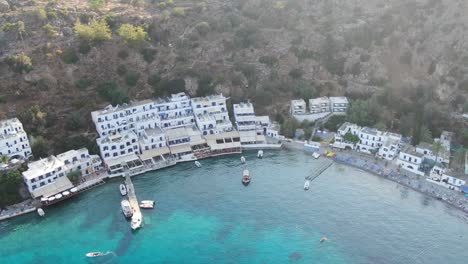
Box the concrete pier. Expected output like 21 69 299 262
125 175 142 229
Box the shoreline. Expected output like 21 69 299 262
282 141 468 214
2 142 467 222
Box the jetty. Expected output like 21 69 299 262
125 175 142 229
306 160 334 182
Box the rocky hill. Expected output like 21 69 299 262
0 0 467 155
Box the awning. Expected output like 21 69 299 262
190 138 207 146
208 141 241 150
139 147 170 160
30 176 73 199
239 131 257 143
106 154 140 167
169 144 192 154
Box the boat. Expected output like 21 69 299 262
304 180 310 190
86 252 104 257
121 200 133 218
325 151 336 158
312 152 321 159
47 196 55 202
240 156 246 163
37 208 45 217
120 184 127 196
62 191 70 196
242 169 251 186
131 217 141 230
54 193 63 199
70 187 78 193
257 150 264 158
194 161 202 168
320 236 328 243
139 200 155 209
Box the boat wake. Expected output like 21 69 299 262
85 251 117 263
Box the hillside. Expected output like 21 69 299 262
0 0 467 156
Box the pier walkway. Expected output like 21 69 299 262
125 175 142 229
306 160 334 181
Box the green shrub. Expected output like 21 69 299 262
117 64 127 76
60 48 79 64
259 55 278 67
33 8 47 21
88 0 107 9
1 23 18 31
78 42 92 54
172 7 185 17
74 78 91 89
5 53 33 74
97 81 129 105
117 23 148 46
195 21 210 36
74 19 112 43
289 68 304 79
140 48 157 63
65 112 86 131
147 73 161 86
118 49 129 59
124 71 139 86
43 24 59 38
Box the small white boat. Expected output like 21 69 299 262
140 200 155 209
47 196 55 202
120 184 127 196
62 191 70 196
121 200 133 218
304 180 310 190
86 252 104 257
312 152 321 159
40 197 48 202
194 161 202 168
257 150 264 158
70 187 78 193
131 217 141 230
320 236 328 243
242 169 251 185
54 193 63 199
37 208 45 217
241 156 246 163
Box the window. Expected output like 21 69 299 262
105 153 110 158
121 151 125 155
112 146 117 150
216 139 224 144
113 153 118 157
103 146 108 151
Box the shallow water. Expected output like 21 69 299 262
1 150 468 263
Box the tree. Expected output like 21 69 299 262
5 53 33 74
0 170 23 207
420 125 433 143
344 132 360 143
88 0 108 9
374 121 387 131
117 24 148 46
173 7 185 16
289 68 304 79
96 82 129 105
74 19 112 43
195 22 210 36
67 170 82 185
280 118 299 138
432 141 443 164
0 155 9 164
32 136 49 158
324 115 346 131
347 100 371 126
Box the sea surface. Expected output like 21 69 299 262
1 150 468 264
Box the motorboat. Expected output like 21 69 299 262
240 156 246 164
37 208 45 217
86 252 104 257
131 217 142 230
70 187 78 193
320 236 328 243
140 200 155 209
242 169 251 186
304 180 310 190
121 200 133 218
54 193 63 199
62 191 70 196
47 196 55 202
257 150 263 158
312 152 321 159
194 161 202 168
120 184 127 196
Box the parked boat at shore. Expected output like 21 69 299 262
139 200 155 209
242 169 251 185
312 152 321 159
241 156 246 163
195 161 202 168
37 208 45 217
121 200 133 218
120 184 127 196
257 150 263 158
131 217 142 230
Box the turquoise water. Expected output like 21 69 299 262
1 150 468 263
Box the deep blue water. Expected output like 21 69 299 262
1 150 468 264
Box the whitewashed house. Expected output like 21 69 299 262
329 97 349 114
0 118 32 160
96 131 140 162
377 132 402 160
290 99 307 115
233 102 257 131
396 145 425 176
156 93 195 129
191 94 232 135
356 127 386 154
22 148 102 198
331 122 359 149
415 142 450 166
441 170 467 188
439 131 453 150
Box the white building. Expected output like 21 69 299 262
309 97 330 114
396 145 425 176
331 122 359 149
22 148 102 198
96 131 140 162
356 127 386 154
415 142 450 166
138 128 167 153
0 118 32 160
329 97 349 113
155 93 195 130
290 99 307 115
191 94 232 135
439 131 453 150
233 102 281 144
377 132 402 160
441 170 467 188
